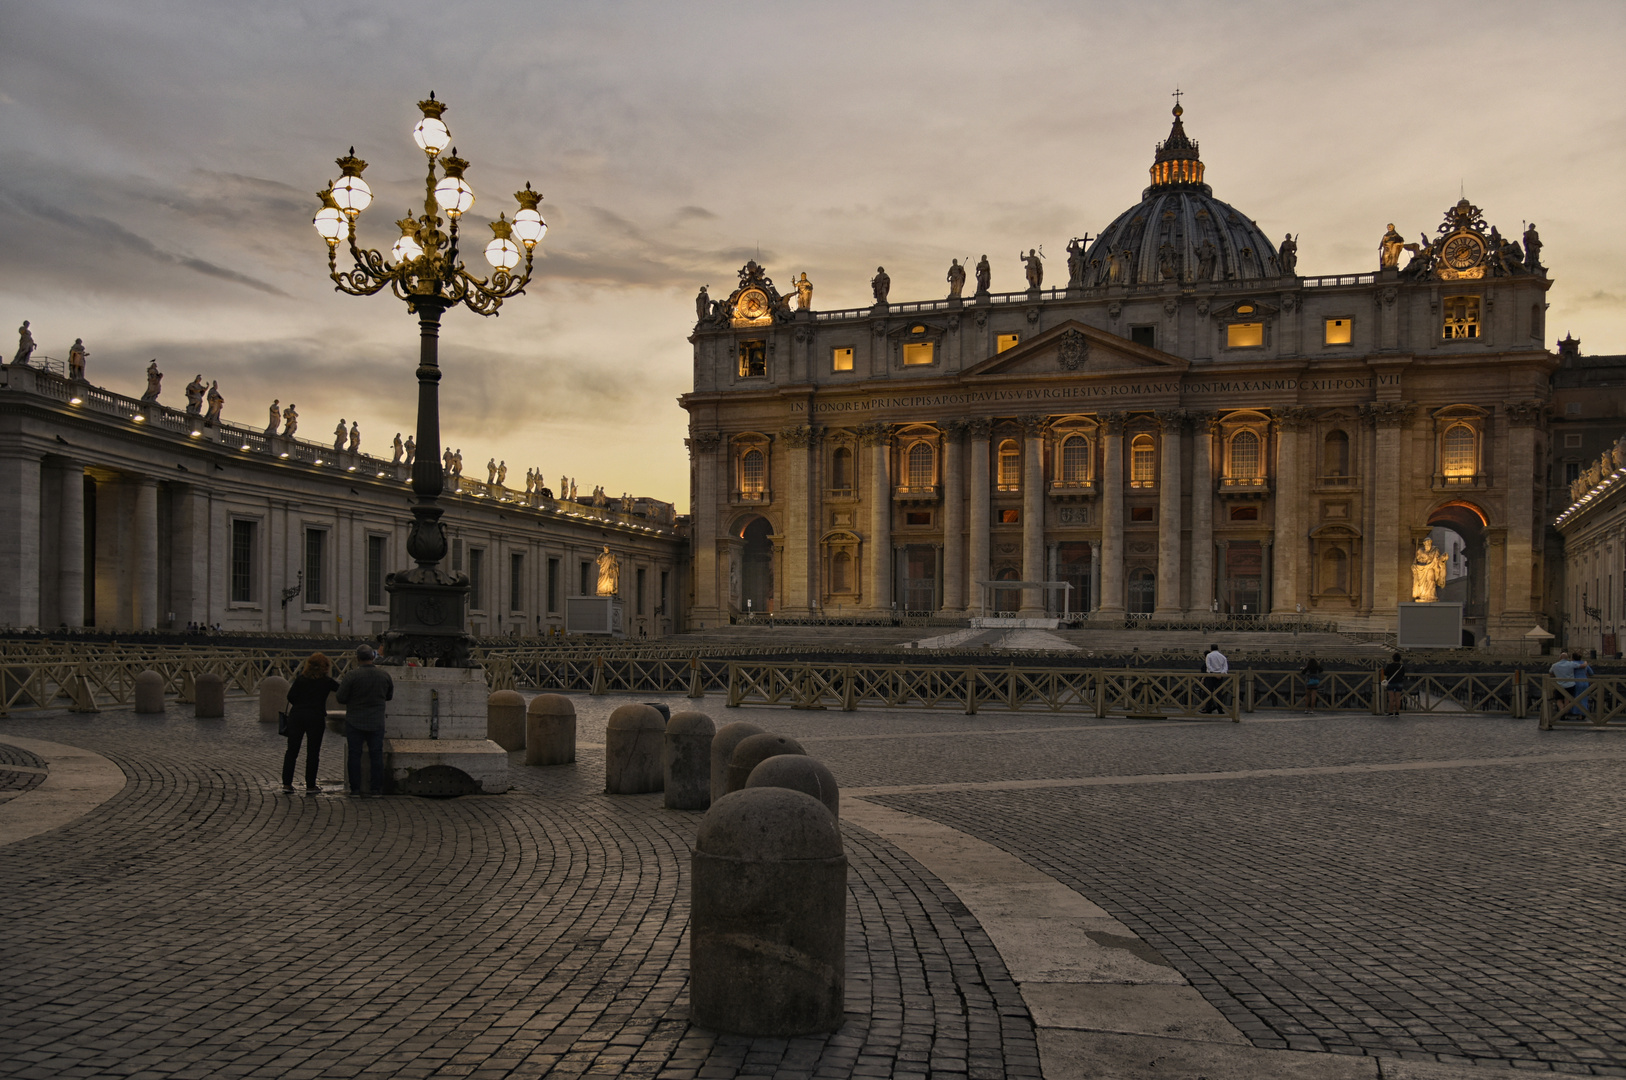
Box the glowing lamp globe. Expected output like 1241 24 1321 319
413 93 451 156
332 149 373 215
485 214 520 270
513 183 547 248
312 185 346 245
434 175 474 218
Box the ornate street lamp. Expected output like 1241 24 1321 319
314 92 547 665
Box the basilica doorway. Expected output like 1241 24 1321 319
901 545 938 613
1426 502 1488 620
1128 567 1156 615
992 567 1021 614
740 516 773 614
1225 541 1263 614
1058 542 1092 614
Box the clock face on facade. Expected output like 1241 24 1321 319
733 288 771 323
1441 233 1486 271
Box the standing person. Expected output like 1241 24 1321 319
1382 652 1408 716
1202 643 1228 714
283 652 339 793
1569 650 1593 718
1548 650 1579 717
1301 656 1324 712
336 645 393 797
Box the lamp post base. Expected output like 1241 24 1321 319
381 572 474 666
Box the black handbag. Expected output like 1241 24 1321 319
277 710 290 736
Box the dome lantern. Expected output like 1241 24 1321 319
1148 102 1208 194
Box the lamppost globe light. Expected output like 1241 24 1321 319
512 182 547 249
433 152 474 218
312 184 346 246
332 148 373 216
485 214 521 270
391 214 424 264
413 93 451 156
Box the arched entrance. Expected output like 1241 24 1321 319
993 567 1021 614
740 516 773 614
1425 501 1488 632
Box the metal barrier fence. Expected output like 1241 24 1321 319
1538 674 1626 729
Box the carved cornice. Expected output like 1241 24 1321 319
1100 411 1127 436
1015 413 1048 438
941 418 970 444
1153 408 1187 433
1184 410 1218 435
1504 400 1544 428
687 431 721 454
1361 401 1415 429
964 417 994 440
1273 406 1313 432
855 421 890 446
779 425 820 449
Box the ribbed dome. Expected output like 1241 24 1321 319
1083 105 1283 287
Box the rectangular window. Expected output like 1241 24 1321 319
452 538 463 572
636 567 646 615
230 520 256 603
999 508 1020 524
510 552 524 613
548 557 560 612
366 535 386 607
902 342 935 366
580 561 592 596
1130 325 1156 349
832 347 854 372
1227 322 1264 348
468 548 484 611
738 339 766 377
1324 317 1352 345
905 511 932 526
996 333 1021 353
1565 462 1580 484
1130 506 1155 522
1443 296 1480 339
1564 433 1582 448
304 529 326 606
1230 506 1260 521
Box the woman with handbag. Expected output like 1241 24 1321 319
283 652 339 793
1381 652 1407 716
1301 656 1324 712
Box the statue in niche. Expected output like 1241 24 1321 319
1065 238 1087 287
1106 246 1132 285
1379 223 1406 269
1523 222 1543 269
67 338 87 381
281 403 298 437
12 321 35 366
596 545 621 596
946 258 966 299
695 285 710 323
1196 238 1218 281
204 381 224 426
266 400 281 436
870 266 890 305
1410 538 1448 603
348 421 360 453
793 272 813 311
1020 248 1043 290
1157 242 1180 280
1277 233 1298 276
185 375 206 415
975 254 991 294
141 360 163 402
404 435 415 465
333 419 347 452
497 461 507 487
392 433 404 464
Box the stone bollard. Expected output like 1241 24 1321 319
487 690 526 751
710 721 765 802
664 710 715 811
133 670 165 714
690 787 846 1035
746 755 840 819
194 673 226 718
524 694 576 766
605 703 664 794
259 676 289 723
725 733 806 795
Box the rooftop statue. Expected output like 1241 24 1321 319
695 285 710 323
12 321 35 367
1196 238 1218 281
1379 223 1406 269
793 272 813 311
946 258 966 299
67 338 87 381
392 433 404 464
348 420 360 453
1065 238 1087 288
185 375 206 416
141 360 163 403
1021 248 1043 290
497 460 507 487
871 266 890 305
487 458 498 485
204 381 224 427
334 419 348 452
1277 233 1298 276
404 435 415 466
974 254 991 294
282 403 298 437
266 399 281 436
1523 222 1543 270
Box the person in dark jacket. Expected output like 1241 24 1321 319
336 645 393 797
1382 652 1407 716
283 652 339 792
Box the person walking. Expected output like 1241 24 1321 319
1301 656 1324 712
336 645 393 797
1202 643 1228 714
282 652 339 793
1381 652 1408 716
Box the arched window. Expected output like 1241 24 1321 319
907 442 935 488
1442 424 1476 477
740 448 765 494
1131 434 1156 485
1323 430 1350 477
1061 435 1091 483
1128 567 1156 614
1322 548 1348 594
1228 430 1260 480
831 551 852 592
831 446 852 490
998 439 1021 487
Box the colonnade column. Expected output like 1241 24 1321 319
0 450 42 627
862 423 892 613
1271 408 1308 614
967 419 991 615
781 425 814 614
59 461 85 628
688 432 721 624
1502 402 1542 625
1217 539 1230 613
1367 403 1411 615
941 421 966 613
1088 539 1101 613
1187 414 1214 617
134 477 159 629
1097 413 1125 614
1019 415 1046 616
1154 409 1184 618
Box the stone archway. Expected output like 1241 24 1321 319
1425 500 1488 623
739 516 774 614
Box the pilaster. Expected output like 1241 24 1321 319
0 449 43 627
860 422 892 612
1187 413 1215 616
967 418 991 614
941 420 967 613
1155 409 1184 617
1097 412 1126 614
1018 414 1046 615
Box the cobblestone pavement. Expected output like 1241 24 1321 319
2 696 1624 1076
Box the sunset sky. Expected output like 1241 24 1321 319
2 0 1622 505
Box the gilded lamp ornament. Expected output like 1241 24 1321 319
310 92 548 665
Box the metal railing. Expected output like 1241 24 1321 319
1538 674 1626 729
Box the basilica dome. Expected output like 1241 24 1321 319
1082 105 1283 287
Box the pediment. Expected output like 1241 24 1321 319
961 321 1189 379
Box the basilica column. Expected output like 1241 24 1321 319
862 423 892 613
0 449 42 628
1154 410 1184 618
134 477 159 629
941 421 966 612
967 418 991 614
1019 415 1047 615
1502 402 1543 627
1271 408 1309 614
1187 414 1215 617
781 424 815 614
1097 413 1126 614
59 461 86 628
688 432 722 624
1088 539 1101 613
1367 403 1411 615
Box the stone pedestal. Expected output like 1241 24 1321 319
383 666 508 794
565 595 625 636
1397 602 1463 649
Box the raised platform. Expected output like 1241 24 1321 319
384 665 508 794
971 617 1062 630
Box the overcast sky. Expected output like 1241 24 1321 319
2 0 1622 503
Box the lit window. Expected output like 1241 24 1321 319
1131 506 1154 522
996 333 1021 353
741 448 765 494
1000 509 1020 524
1227 322 1264 348
1324 317 1352 345
1443 296 1480 340
1131 434 1156 485
1229 430 1260 480
1442 424 1476 477
832 347 854 372
738 340 766 377
997 439 1021 487
907 443 934 488
902 342 935 366
1061 435 1090 482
